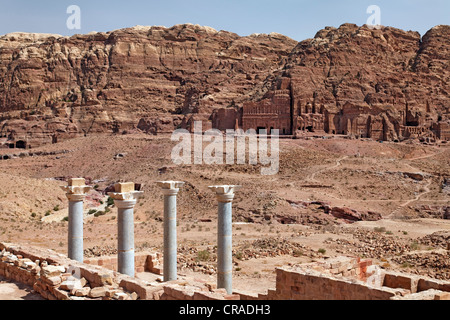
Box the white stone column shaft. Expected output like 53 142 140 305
209 185 241 294
108 182 143 277
61 178 91 263
157 181 184 282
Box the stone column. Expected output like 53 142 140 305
60 178 92 263
108 182 143 277
157 181 184 282
209 185 241 294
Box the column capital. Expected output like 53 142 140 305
108 191 143 201
65 193 87 202
114 199 137 209
157 181 184 196
61 177 92 199
108 182 144 201
209 185 241 203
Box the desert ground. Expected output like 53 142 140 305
0 132 449 296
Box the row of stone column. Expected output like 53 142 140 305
61 178 240 294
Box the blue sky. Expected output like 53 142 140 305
0 0 448 41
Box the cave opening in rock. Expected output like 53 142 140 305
15 140 26 149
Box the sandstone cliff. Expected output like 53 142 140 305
0 23 448 147
263 24 449 141
0 24 297 147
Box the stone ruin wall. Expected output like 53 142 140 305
2 242 450 300
268 257 450 300
0 242 238 300
84 252 163 275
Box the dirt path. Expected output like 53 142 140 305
384 148 443 218
300 151 444 217
309 155 349 182
386 179 433 219
404 147 444 161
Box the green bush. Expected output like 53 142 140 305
234 251 244 260
106 197 114 207
94 211 106 217
410 241 420 251
196 250 210 262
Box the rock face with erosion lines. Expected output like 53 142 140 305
239 24 450 142
0 23 449 148
0 25 297 147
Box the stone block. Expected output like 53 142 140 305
135 254 147 265
338 265 348 273
151 266 163 275
119 278 152 300
383 272 418 292
98 273 114 286
62 275 77 282
136 267 144 273
130 292 139 300
23 261 36 270
60 280 79 291
79 277 88 287
329 268 339 274
193 291 214 300
434 292 450 300
213 288 228 295
89 286 108 298
233 290 258 300
418 278 450 292
114 292 130 300
69 178 86 186
47 293 57 300
42 275 62 286
105 289 122 297
359 259 372 268
73 287 91 297
163 285 174 297
53 288 70 300
41 265 65 277
114 182 135 193
173 287 194 300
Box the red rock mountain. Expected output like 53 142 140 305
0 24 297 147
275 24 449 141
0 23 448 148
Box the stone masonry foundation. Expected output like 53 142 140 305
1 242 450 300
